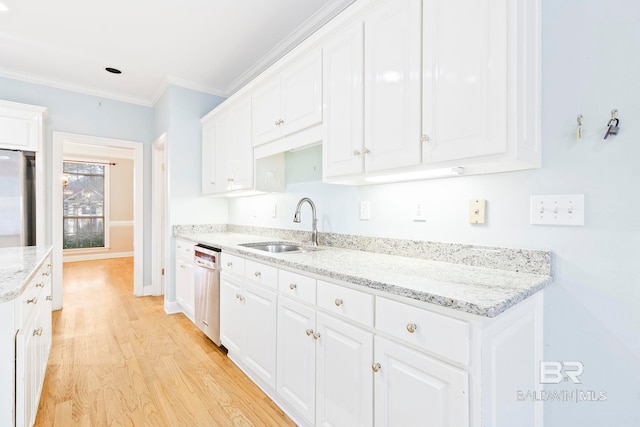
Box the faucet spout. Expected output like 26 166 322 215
293 197 318 247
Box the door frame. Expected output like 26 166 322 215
52 132 144 309
151 133 167 296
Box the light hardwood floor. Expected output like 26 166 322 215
35 258 295 427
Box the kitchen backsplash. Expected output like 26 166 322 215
173 224 551 276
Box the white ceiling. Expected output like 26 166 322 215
0 0 354 106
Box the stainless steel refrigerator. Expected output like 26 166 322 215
0 149 36 247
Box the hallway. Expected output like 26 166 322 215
35 258 294 426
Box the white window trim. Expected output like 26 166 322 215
62 156 111 251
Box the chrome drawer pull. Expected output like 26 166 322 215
33 328 43 337
36 283 44 288
406 323 418 333
227 261 233 267
334 298 343 307
305 329 314 336
46 296 53 301
312 332 321 340
42 272 50 277
372 363 381 373
254 271 261 277
27 297 37 304
289 283 297 290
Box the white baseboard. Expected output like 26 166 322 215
164 300 182 315
63 251 134 263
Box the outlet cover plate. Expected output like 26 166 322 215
360 201 371 220
469 199 486 224
413 201 426 221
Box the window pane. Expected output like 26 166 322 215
62 161 106 249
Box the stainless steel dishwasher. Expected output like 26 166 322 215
193 244 221 345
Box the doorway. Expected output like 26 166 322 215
52 132 144 310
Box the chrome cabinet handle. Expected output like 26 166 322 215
353 150 361 156
421 134 430 142
275 119 285 126
312 332 321 340
334 298 343 307
363 148 371 155
42 272 50 277
254 271 261 277
33 328 43 337
227 261 233 267
289 283 297 290
36 283 44 288
27 297 37 304
305 329 314 336
372 363 381 373
406 323 418 333
47 263 53 268
274 119 280 126
46 296 53 301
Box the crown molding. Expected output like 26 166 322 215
0 66 153 107
224 0 355 95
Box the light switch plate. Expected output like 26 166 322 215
530 194 585 226
360 201 371 220
469 199 486 224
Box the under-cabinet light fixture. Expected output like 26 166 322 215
365 167 464 184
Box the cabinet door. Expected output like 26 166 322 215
175 258 195 320
281 49 323 137
0 108 40 151
277 296 316 424
214 107 233 192
422 0 508 163
243 282 277 388
363 0 422 173
316 313 373 427
322 21 365 179
201 117 217 194
229 97 254 191
373 336 469 427
219 274 244 356
252 78 282 146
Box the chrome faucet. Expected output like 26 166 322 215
293 197 318 247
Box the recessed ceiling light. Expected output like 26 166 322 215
0 3 9 12
105 67 122 74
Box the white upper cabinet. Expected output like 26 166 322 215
363 0 422 174
0 100 47 152
252 49 323 147
322 21 365 179
201 96 255 195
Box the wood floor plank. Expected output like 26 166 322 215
35 258 295 427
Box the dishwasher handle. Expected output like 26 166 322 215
195 257 216 270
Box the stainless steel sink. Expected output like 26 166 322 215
238 242 313 253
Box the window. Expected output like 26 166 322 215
62 161 109 249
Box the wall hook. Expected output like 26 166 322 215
604 109 620 141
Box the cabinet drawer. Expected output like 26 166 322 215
317 280 374 327
279 269 316 305
175 239 194 258
21 264 50 326
245 259 277 289
375 297 470 366
222 253 245 276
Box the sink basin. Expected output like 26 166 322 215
238 242 313 253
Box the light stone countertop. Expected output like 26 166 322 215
0 246 53 303
176 232 552 318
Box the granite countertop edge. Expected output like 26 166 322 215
179 232 552 318
0 246 53 303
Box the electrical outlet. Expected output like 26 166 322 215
360 201 371 220
413 201 426 221
469 199 486 224
530 194 584 225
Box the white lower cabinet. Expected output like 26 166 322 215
1 252 52 427
316 312 373 427
373 336 468 427
174 239 195 320
220 266 277 388
218 254 543 427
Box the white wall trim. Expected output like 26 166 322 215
52 131 144 310
63 251 134 263
151 133 167 297
164 301 182 315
